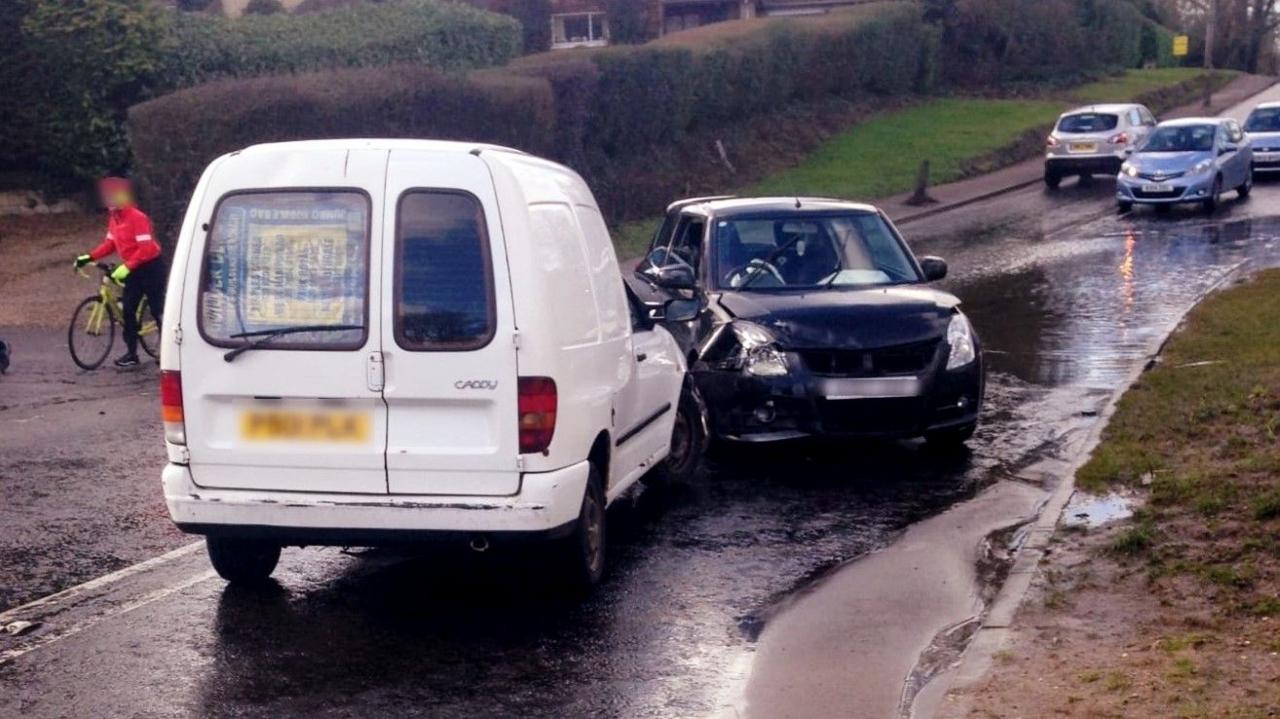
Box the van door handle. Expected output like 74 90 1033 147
367 351 385 392
636 352 648 362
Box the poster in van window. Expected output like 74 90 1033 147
202 193 367 343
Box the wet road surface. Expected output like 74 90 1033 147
5 116 1280 717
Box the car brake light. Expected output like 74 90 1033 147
1109 132 1129 145
160 370 186 445
1046 135 1060 147
518 377 557 454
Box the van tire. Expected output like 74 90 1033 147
206 537 281 584
645 386 706 486
558 467 607 590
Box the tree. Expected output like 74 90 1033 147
505 0 551 52
176 0 217 10
605 0 652 44
21 0 170 178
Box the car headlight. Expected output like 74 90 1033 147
946 313 976 370
1192 159 1213 175
1121 162 1139 177
732 322 790 377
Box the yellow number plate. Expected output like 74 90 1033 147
241 410 371 442
1069 142 1098 154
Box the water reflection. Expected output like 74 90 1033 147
953 216 1280 389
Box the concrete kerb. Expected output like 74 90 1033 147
925 258 1256 716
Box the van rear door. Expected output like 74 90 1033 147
379 150 520 496
179 148 389 494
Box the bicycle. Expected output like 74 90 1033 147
68 262 159 370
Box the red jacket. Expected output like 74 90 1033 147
89 206 161 270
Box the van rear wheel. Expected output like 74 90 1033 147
206 537 281 584
558 467 606 591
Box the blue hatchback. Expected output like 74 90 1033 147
1116 117 1253 213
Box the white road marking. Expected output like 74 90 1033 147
0 540 205 626
0 569 216 665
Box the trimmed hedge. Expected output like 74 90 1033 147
164 0 521 87
128 65 554 237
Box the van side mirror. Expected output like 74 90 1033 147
663 298 700 322
919 256 948 282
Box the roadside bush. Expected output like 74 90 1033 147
19 0 171 179
128 64 555 239
244 0 285 14
163 0 522 87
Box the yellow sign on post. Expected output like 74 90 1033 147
1173 35 1189 57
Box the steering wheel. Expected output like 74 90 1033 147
725 258 785 288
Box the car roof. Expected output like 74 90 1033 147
674 196 881 218
1251 101 1280 110
1156 117 1226 127
1059 103 1142 117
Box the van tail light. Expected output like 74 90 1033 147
517 376 557 454
1046 135 1060 147
1109 132 1129 145
160 370 186 446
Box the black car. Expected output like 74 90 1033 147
625 197 983 446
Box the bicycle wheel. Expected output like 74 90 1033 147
137 298 159 360
68 296 115 370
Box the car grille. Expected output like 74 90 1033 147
799 340 939 378
1137 170 1185 181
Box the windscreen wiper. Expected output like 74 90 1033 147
223 324 363 363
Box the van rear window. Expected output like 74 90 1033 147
199 191 370 349
394 191 496 351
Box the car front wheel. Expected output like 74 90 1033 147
206 537 281 584
1117 200 1133 213
1203 175 1223 213
645 385 706 486
1238 169 1253 198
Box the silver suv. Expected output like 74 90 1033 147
1045 103 1157 189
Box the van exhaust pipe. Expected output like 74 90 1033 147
469 536 490 553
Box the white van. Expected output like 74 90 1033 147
159 140 704 587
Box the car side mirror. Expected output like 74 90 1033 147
1220 144 1237 156
663 298 701 322
1123 147 1134 156
919 256 948 282
646 263 697 291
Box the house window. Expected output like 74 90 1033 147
551 12 609 49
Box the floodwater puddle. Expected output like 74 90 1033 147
1062 490 1135 528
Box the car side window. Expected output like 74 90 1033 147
1128 110 1141 127
1140 108 1156 126
660 217 704 274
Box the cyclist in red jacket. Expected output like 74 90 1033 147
74 178 165 368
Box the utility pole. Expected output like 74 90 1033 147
1203 0 1217 107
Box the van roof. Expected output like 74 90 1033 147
235 138 528 157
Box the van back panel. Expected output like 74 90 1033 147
379 150 520 496
179 148 390 494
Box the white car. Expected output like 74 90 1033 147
1244 101 1280 172
158 140 703 588
1045 103 1157 188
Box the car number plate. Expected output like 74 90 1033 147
1141 183 1175 194
1068 142 1098 153
241 410 371 442
1256 151 1278 161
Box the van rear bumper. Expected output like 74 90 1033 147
162 461 589 545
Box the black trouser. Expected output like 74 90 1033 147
121 260 165 355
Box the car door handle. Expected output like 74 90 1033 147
636 352 648 362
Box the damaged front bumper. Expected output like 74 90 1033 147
693 349 983 442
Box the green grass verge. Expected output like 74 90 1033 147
1078 269 1280 612
614 68 1227 257
749 98 1062 200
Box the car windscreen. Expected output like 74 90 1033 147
199 190 370 349
1139 124 1216 152
713 212 919 291
1245 107 1280 132
1057 113 1119 133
